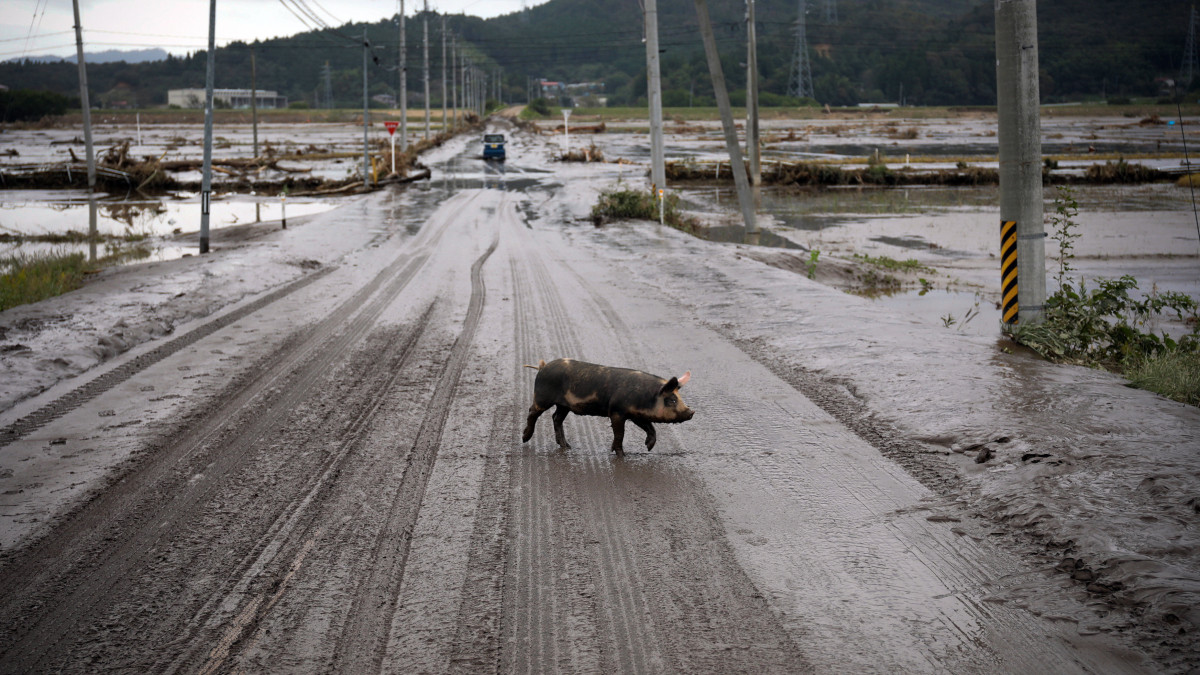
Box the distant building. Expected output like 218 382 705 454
168 88 287 109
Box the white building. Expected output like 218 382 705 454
168 88 287 109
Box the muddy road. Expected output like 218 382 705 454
0 126 1167 673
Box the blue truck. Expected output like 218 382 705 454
483 133 506 161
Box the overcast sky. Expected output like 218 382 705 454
1 0 536 60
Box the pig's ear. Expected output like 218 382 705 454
660 377 680 394
677 371 691 387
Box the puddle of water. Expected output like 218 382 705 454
873 288 1002 338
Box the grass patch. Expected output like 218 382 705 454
1124 350 1200 406
0 250 89 311
591 188 698 232
852 253 936 274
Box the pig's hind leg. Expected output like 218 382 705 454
551 405 572 449
609 414 626 455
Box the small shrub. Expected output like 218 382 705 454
591 188 696 231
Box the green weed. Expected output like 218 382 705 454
0 251 89 311
1008 190 1200 405
591 188 697 232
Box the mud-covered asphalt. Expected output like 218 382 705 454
0 121 1188 673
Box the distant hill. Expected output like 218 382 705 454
5 48 169 65
0 0 1190 109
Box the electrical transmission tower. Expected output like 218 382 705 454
824 0 837 25
788 0 813 100
1183 5 1198 88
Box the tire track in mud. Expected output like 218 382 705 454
0 195 483 671
461 220 807 673
161 304 435 674
331 234 498 674
0 265 332 447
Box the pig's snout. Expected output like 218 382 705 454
680 407 695 421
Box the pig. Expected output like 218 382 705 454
521 358 694 455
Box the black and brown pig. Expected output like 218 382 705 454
522 358 694 455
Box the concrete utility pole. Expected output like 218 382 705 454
694 0 757 233
250 46 259 159
451 37 457 131
644 0 666 191
745 0 761 186
363 30 371 188
200 0 216 254
399 0 408 152
441 16 447 134
995 0 1045 325
423 1 430 142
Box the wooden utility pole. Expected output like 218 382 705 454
693 0 757 233
995 0 1044 325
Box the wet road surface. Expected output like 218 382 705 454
0 125 1158 673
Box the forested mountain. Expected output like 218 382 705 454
0 0 1190 110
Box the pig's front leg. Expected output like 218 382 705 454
552 405 572 449
523 403 546 443
632 418 656 451
609 413 626 455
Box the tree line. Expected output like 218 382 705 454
0 0 1191 113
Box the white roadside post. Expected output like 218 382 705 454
658 188 665 225
561 108 571 156
385 120 399 174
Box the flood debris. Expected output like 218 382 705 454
665 158 1168 187
0 122 476 196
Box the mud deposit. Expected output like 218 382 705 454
0 114 1197 673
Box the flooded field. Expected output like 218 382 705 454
3 112 1198 340
0 190 339 264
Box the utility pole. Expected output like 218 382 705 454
71 0 97 262
645 0 666 191
423 1 430 141
400 0 410 152
250 46 259 159
451 36 457 131
995 0 1044 325
694 0 757 234
788 0 813 100
324 61 332 109
363 30 371 188
746 0 761 186
200 0 216 254
399 0 408 151
1182 5 1198 88
441 16 447 134
70 0 95 198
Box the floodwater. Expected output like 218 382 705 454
677 182 1200 337
0 190 339 264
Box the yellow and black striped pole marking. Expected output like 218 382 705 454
1000 220 1018 324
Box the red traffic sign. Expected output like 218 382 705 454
383 120 400 136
